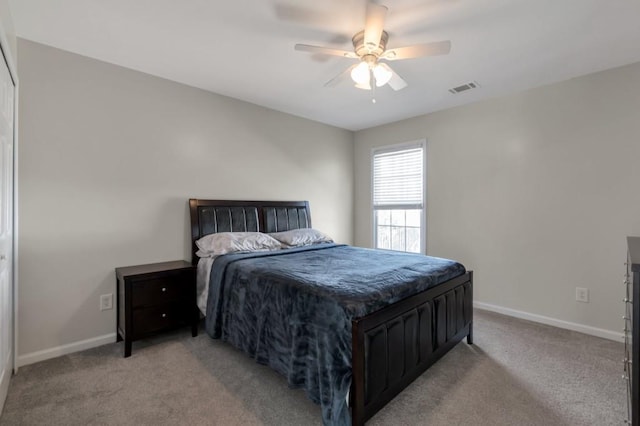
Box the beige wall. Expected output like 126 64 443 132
355 62 640 335
17 39 354 358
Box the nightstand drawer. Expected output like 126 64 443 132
132 303 187 337
131 274 189 308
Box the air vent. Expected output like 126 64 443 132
448 81 480 94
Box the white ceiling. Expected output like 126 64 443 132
9 0 640 131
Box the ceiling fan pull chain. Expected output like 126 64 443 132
371 69 377 103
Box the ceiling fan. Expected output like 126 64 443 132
294 2 451 97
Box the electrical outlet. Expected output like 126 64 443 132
575 287 589 303
100 293 113 311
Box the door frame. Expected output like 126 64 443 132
0 17 19 385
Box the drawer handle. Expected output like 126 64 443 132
162 313 167 318
162 287 167 292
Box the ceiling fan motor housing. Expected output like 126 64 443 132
353 30 389 58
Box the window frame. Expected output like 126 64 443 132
370 139 427 254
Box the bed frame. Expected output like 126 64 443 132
189 199 473 425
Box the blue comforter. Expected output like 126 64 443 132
205 244 465 425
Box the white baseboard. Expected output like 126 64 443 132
10 303 623 368
474 301 623 342
16 333 117 368
0 351 11 415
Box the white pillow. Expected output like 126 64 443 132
269 228 333 247
196 232 282 257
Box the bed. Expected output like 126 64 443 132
189 199 473 425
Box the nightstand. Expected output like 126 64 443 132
115 260 198 357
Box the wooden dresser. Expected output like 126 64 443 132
626 237 640 425
116 260 198 357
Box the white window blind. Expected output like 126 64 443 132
373 146 424 209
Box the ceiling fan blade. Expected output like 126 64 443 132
381 40 451 60
295 44 358 59
274 4 335 27
363 3 388 50
378 63 408 91
324 64 358 88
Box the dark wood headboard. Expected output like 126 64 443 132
188 199 311 265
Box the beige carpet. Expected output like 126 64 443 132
0 309 626 425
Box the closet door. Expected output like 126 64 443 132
0 44 14 413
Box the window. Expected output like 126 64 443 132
372 141 425 253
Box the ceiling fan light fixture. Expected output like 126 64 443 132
373 63 392 87
350 61 371 86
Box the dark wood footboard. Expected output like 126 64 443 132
351 271 473 425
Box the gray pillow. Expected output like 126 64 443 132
269 228 333 248
196 232 282 257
